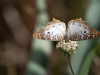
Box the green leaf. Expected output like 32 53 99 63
79 43 99 75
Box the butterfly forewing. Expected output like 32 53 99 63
66 18 100 41
33 18 66 41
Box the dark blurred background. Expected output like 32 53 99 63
0 0 100 75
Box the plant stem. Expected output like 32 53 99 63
68 54 75 75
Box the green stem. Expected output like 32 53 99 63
68 54 75 75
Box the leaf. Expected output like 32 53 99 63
79 42 100 75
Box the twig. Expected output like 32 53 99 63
68 54 75 75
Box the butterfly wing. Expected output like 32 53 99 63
66 18 100 41
33 18 66 41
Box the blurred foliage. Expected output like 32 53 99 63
0 0 100 75
79 39 100 75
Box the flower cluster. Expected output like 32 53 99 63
56 40 78 54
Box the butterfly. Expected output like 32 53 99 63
33 18 100 41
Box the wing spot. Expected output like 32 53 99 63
79 25 81 26
81 31 82 33
53 26 54 27
73 43 75 44
75 36 77 39
84 31 86 33
47 32 50 34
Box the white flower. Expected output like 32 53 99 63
56 40 78 54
